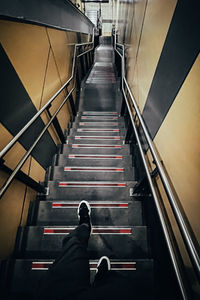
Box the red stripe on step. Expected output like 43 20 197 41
79 123 119 126
82 112 118 115
52 203 128 208
92 203 128 207
32 263 45 268
93 229 131 234
68 155 123 159
32 261 136 270
88 263 136 270
72 144 121 148
43 228 131 234
81 116 118 120
75 136 120 140
58 182 127 187
77 129 120 132
32 262 53 269
110 263 136 269
64 167 124 172
44 228 73 234
89 264 97 269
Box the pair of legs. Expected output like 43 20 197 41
36 201 134 300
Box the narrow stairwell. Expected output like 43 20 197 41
2 39 154 299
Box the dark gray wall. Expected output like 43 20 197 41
142 0 200 139
0 44 57 169
0 0 94 34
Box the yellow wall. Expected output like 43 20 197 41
116 0 177 111
0 20 89 259
154 54 200 242
0 20 77 144
114 0 200 257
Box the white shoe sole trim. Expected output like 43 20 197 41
96 256 111 272
77 200 91 219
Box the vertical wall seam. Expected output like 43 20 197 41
134 0 148 76
19 156 32 227
128 4 135 45
45 27 63 87
39 45 51 110
45 27 75 122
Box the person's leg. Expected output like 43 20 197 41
35 201 92 300
81 256 135 300
93 256 111 286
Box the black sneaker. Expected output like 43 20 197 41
77 200 92 232
95 256 111 280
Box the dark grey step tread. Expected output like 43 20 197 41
46 180 136 200
70 128 126 136
7 258 154 295
17 226 149 259
36 200 143 226
67 136 124 144
62 144 130 155
50 166 136 181
56 154 133 167
72 121 125 128
76 116 125 122
79 111 120 115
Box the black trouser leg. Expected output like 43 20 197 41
35 225 91 300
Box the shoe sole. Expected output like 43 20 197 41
96 256 111 272
77 201 92 233
77 200 91 218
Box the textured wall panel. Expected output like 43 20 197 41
0 44 57 168
0 20 50 110
154 54 200 243
142 0 200 138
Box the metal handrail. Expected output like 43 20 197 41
0 29 95 199
114 33 200 298
0 28 94 160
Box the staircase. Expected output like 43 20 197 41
1 39 154 299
